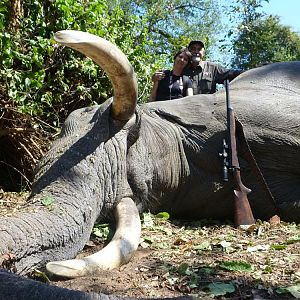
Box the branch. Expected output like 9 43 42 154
156 29 172 39
173 4 206 11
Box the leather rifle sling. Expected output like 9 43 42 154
235 118 279 218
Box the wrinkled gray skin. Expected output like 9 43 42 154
0 270 194 300
0 43 299 298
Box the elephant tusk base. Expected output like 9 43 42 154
46 197 141 278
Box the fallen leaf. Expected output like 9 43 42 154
220 240 231 248
155 212 170 220
174 237 189 245
41 196 55 206
193 241 211 251
276 284 300 298
219 261 253 272
271 244 287 250
206 282 235 296
286 236 300 245
269 215 280 226
247 244 270 252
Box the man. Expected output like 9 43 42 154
184 40 243 94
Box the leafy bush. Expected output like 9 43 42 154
0 0 166 127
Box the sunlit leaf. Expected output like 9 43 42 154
194 241 212 251
219 240 235 253
167 276 178 285
286 236 300 244
219 261 253 272
41 197 55 206
271 244 287 250
263 265 273 273
155 212 170 220
142 236 153 244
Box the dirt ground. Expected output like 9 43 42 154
1 191 299 299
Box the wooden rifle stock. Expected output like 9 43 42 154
224 80 255 227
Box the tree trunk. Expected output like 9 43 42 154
7 0 23 32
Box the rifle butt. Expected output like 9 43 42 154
234 190 255 227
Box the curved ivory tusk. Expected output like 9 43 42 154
46 197 141 278
54 30 138 121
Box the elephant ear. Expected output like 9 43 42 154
148 95 216 128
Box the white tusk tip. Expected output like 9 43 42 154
46 259 86 278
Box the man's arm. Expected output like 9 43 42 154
215 64 243 84
227 69 244 81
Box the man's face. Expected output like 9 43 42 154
189 43 205 61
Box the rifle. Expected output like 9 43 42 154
220 80 255 227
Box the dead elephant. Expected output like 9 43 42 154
0 30 299 297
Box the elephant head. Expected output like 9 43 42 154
0 31 300 297
0 30 143 278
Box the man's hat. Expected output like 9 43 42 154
188 40 205 49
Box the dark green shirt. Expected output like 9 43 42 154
183 61 238 94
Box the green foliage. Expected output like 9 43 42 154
0 0 165 127
117 0 222 53
228 0 300 68
218 260 253 272
41 196 55 206
271 243 287 250
92 223 110 240
155 212 170 220
1 0 222 129
2 0 299 130
286 236 300 244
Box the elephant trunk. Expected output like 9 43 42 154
54 30 138 121
0 184 98 274
0 190 141 276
